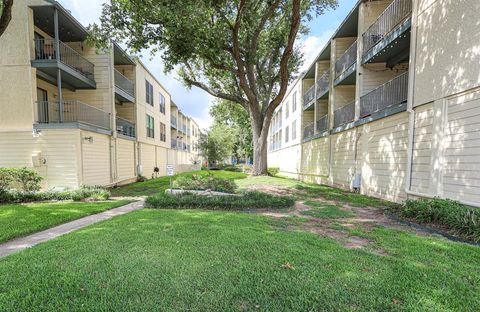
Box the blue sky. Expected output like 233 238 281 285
60 0 357 129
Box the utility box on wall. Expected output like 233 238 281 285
32 152 46 167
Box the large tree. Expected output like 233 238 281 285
90 0 337 175
198 124 236 167
0 0 13 38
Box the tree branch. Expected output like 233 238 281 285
185 78 247 108
0 0 13 38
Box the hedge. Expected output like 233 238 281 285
0 187 110 204
146 191 295 210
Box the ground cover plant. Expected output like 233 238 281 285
0 209 478 311
394 198 480 242
0 200 130 243
0 186 111 204
146 191 294 211
173 173 237 193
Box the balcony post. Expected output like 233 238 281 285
54 8 64 122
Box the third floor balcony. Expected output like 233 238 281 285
114 69 135 103
334 40 357 86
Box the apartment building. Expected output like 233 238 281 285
268 0 480 206
0 0 200 189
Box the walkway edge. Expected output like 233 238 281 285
0 200 145 258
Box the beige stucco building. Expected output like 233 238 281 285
0 0 201 189
268 0 480 206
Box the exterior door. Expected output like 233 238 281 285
36 88 48 123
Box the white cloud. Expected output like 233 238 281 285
298 28 335 72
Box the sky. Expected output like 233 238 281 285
60 0 357 129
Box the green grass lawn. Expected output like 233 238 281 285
301 201 355 219
0 209 478 311
110 170 247 197
0 200 130 243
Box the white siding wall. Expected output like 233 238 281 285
81 131 111 186
117 138 136 182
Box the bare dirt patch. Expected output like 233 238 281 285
243 185 307 197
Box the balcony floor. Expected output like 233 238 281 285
115 87 136 103
33 60 96 90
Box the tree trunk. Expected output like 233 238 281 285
251 113 269 176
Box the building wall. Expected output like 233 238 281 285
301 136 329 178
80 130 112 186
116 138 136 182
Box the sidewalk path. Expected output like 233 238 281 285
0 200 144 258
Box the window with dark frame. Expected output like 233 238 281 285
146 114 155 138
160 122 166 142
159 93 166 114
145 80 154 106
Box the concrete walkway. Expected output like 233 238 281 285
0 200 144 258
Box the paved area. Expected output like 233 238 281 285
0 200 144 258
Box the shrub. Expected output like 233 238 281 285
146 191 295 210
396 198 480 242
223 165 242 172
173 174 237 193
268 167 280 177
0 187 110 204
0 167 43 192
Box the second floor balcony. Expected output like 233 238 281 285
114 69 135 103
171 115 177 129
171 139 177 149
303 122 315 141
333 100 355 128
360 71 409 118
36 100 110 131
116 117 136 138
33 38 96 89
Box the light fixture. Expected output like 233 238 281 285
84 136 94 143
32 129 42 138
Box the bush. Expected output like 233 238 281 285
146 191 295 210
268 167 280 176
396 198 480 242
173 173 237 193
223 165 242 172
0 167 43 192
0 186 110 204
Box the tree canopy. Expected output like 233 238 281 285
91 0 337 175
0 0 13 38
198 124 236 167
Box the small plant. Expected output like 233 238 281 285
0 167 43 192
268 167 280 177
173 173 237 193
395 198 480 242
146 191 295 210
137 174 147 182
70 186 111 201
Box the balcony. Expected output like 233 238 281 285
334 40 357 86
362 0 412 65
114 69 135 103
116 117 136 138
303 85 315 110
182 125 187 134
360 71 408 118
316 70 330 100
303 122 315 141
333 100 355 128
171 115 177 129
36 100 110 131
33 39 96 89
171 139 177 149
316 114 329 133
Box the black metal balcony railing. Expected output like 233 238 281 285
34 39 95 80
116 117 136 138
316 70 330 99
360 71 409 118
114 69 135 98
362 0 412 54
36 100 110 130
171 115 177 128
303 122 315 140
303 85 315 108
335 40 357 79
333 100 355 128
316 114 329 133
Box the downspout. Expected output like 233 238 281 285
405 0 419 196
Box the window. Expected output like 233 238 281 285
160 122 166 142
292 120 297 140
285 102 290 119
292 91 297 112
285 126 290 143
145 80 154 106
159 93 166 114
146 114 155 138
